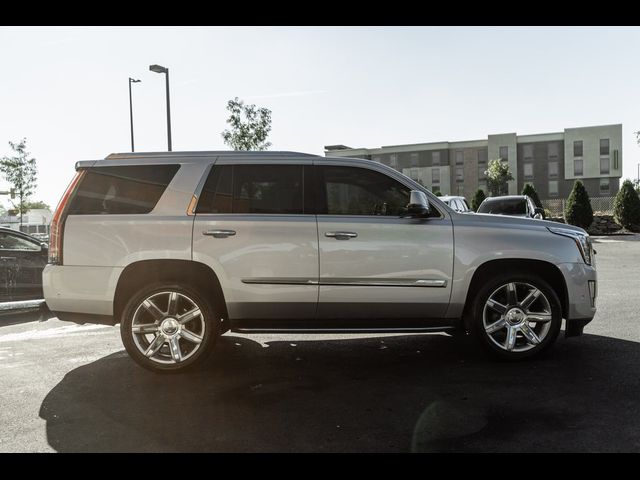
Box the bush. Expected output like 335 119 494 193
471 188 486 211
613 180 640 230
564 180 593 229
521 183 542 208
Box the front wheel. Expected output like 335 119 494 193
470 274 562 360
120 283 220 373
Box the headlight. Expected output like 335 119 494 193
547 227 593 265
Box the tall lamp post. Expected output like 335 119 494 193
128 78 141 152
149 64 172 151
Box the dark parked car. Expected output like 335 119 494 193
477 195 545 219
0 227 48 302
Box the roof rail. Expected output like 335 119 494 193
105 150 319 160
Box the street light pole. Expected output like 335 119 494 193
149 64 172 151
128 78 141 152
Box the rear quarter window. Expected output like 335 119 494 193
67 165 180 215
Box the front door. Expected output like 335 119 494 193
315 163 454 321
192 160 318 322
0 230 46 301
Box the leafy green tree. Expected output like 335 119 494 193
564 180 593 229
521 183 542 208
221 97 272 151
613 180 640 230
0 138 37 227
485 159 514 196
23 200 50 211
471 188 486 211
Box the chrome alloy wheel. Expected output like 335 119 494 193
482 282 553 353
131 291 205 365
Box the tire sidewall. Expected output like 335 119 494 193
471 273 562 360
120 282 219 373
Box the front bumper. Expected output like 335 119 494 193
557 262 597 337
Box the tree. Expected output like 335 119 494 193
0 138 37 227
564 180 593 229
521 183 542 208
613 180 640 230
485 159 514 196
221 97 272 151
471 188 486 211
22 200 50 212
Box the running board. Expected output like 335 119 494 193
232 326 457 334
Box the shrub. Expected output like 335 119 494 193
521 183 542 208
471 188 486 211
613 180 640 230
564 180 593 229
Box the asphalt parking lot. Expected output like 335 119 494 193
1 236 639 452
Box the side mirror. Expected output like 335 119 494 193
41 243 48 252
533 207 545 219
406 190 431 217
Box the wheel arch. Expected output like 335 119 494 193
113 259 228 329
461 258 568 331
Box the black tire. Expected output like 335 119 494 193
469 273 562 360
120 282 221 373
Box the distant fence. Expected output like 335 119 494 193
542 196 616 217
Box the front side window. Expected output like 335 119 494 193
477 198 527 215
0 232 40 251
318 166 411 217
68 164 180 215
197 164 305 214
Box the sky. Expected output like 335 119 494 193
1 26 640 209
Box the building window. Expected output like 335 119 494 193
574 159 583 176
499 146 508 161
456 166 463 182
478 166 486 180
390 154 398 169
548 180 559 197
478 149 488 164
524 163 534 179
548 161 558 178
523 144 533 160
432 168 440 184
478 180 487 192
410 153 419 167
455 151 464 165
600 178 610 194
548 142 559 159
600 139 610 156
457 184 464 196
600 157 610 175
432 151 440 166
573 140 583 157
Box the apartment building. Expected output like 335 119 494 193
324 124 623 201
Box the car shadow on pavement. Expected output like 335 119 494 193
39 332 640 452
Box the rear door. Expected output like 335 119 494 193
192 159 318 322
315 162 454 321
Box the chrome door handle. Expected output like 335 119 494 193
203 229 236 238
325 231 358 240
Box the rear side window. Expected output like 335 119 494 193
67 165 179 215
196 164 306 214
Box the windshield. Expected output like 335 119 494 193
478 198 527 215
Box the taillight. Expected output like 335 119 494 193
49 170 85 265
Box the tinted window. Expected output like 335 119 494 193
0 231 40 251
478 198 527 215
197 164 305 214
68 165 179 215
318 166 411 216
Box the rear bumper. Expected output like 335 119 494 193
43 264 122 316
557 262 597 336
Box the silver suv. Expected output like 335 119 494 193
43 151 597 372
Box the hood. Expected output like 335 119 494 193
453 212 588 235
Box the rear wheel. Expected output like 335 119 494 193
120 283 220 373
470 274 562 360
